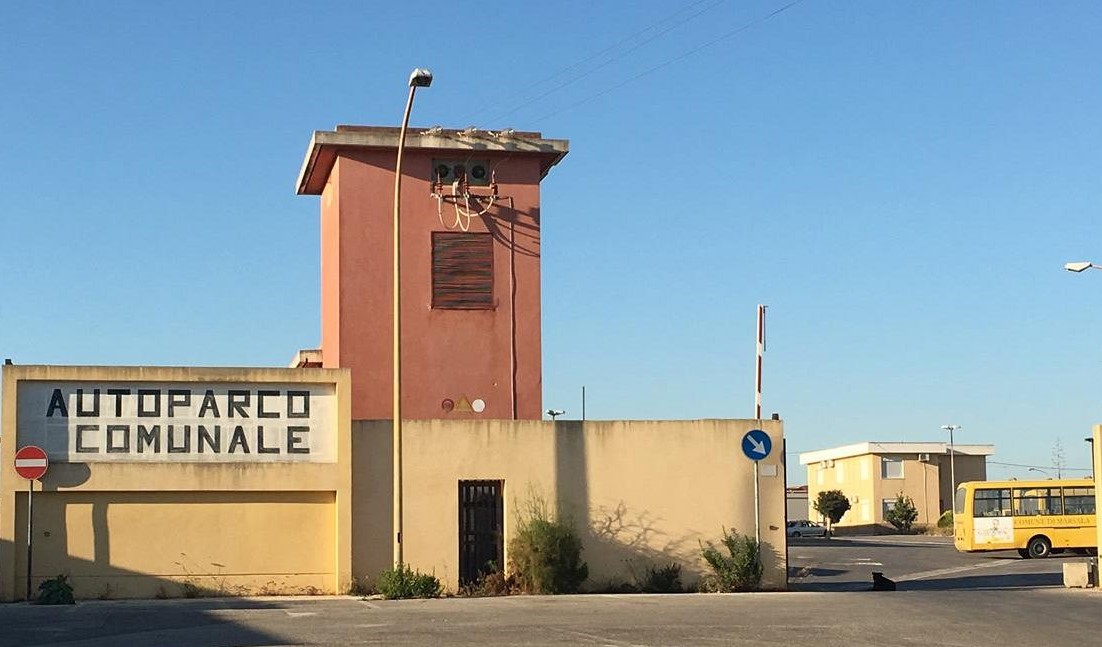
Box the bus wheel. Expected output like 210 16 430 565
1027 536 1052 559
1017 548 1030 559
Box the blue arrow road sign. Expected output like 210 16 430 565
741 429 772 461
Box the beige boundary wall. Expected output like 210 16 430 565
2 365 786 598
0 365 352 601
353 418 788 591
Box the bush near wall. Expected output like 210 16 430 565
36 575 75 605
375 564 443 599
700 529 763 592
508 500 588 594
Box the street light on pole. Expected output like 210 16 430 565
1066 266 1101 481
1064 261 1102 273
393 67 432 567
941 424 962 500
1028 467 1053 478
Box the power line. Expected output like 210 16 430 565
456 0 727 126
532 0 806 124
988 460 1090 473
478 0 730 126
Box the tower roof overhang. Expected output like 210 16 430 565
295 125 569 195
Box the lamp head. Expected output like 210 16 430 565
1065 261 1094 272
408 68 433 88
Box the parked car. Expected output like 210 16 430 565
786 520 828 538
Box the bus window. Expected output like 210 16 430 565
954 487 965 514
1063 487 1096 515
973 488 1011 517
1013 487 1062 516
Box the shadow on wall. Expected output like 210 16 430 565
351 422 394 589
6 480 337 601
0 538 289 646
551 420 782 591
583 501 702 591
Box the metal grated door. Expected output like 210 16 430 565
459 480 504 585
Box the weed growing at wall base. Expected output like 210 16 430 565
624 560 684 593
700 529 762 592
508 498 588 594
375 564 443 599
36 575 75 605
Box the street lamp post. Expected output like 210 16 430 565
1066 264 1101 481
394 67 432 567
1064 261 1102 273
941 424 962 501
1028 467 1053 478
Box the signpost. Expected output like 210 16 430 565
741 430 772 553
14 446 48 601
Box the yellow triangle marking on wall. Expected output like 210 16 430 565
454 396 473 413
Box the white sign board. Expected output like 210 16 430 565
973 517 1014 545
16 382 337 463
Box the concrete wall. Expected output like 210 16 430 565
0 365 352 601
786 491 809 522
317 143 551 421
807 455 874 525
2 366 787 598
352 418 787 591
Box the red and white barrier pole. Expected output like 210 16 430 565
755 304 766 419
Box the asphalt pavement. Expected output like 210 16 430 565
787 534 1074 591
2 536 1099 646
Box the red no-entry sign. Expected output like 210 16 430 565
14 446 48 480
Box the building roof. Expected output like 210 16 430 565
295 125 570 195
798 441 995 465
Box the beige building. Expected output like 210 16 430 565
800 442 993 531
786 485 809 521
1 364 788 600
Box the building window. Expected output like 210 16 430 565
432 232 494 309
882 498 896 519
881 457 903 479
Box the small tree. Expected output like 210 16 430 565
884 493 918 532
813 490 851 532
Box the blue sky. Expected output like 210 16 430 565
3 1 1102 482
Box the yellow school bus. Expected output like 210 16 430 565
954 478 1096 558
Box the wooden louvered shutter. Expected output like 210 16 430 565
432 232 494 309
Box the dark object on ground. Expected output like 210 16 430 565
871 572 896 591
